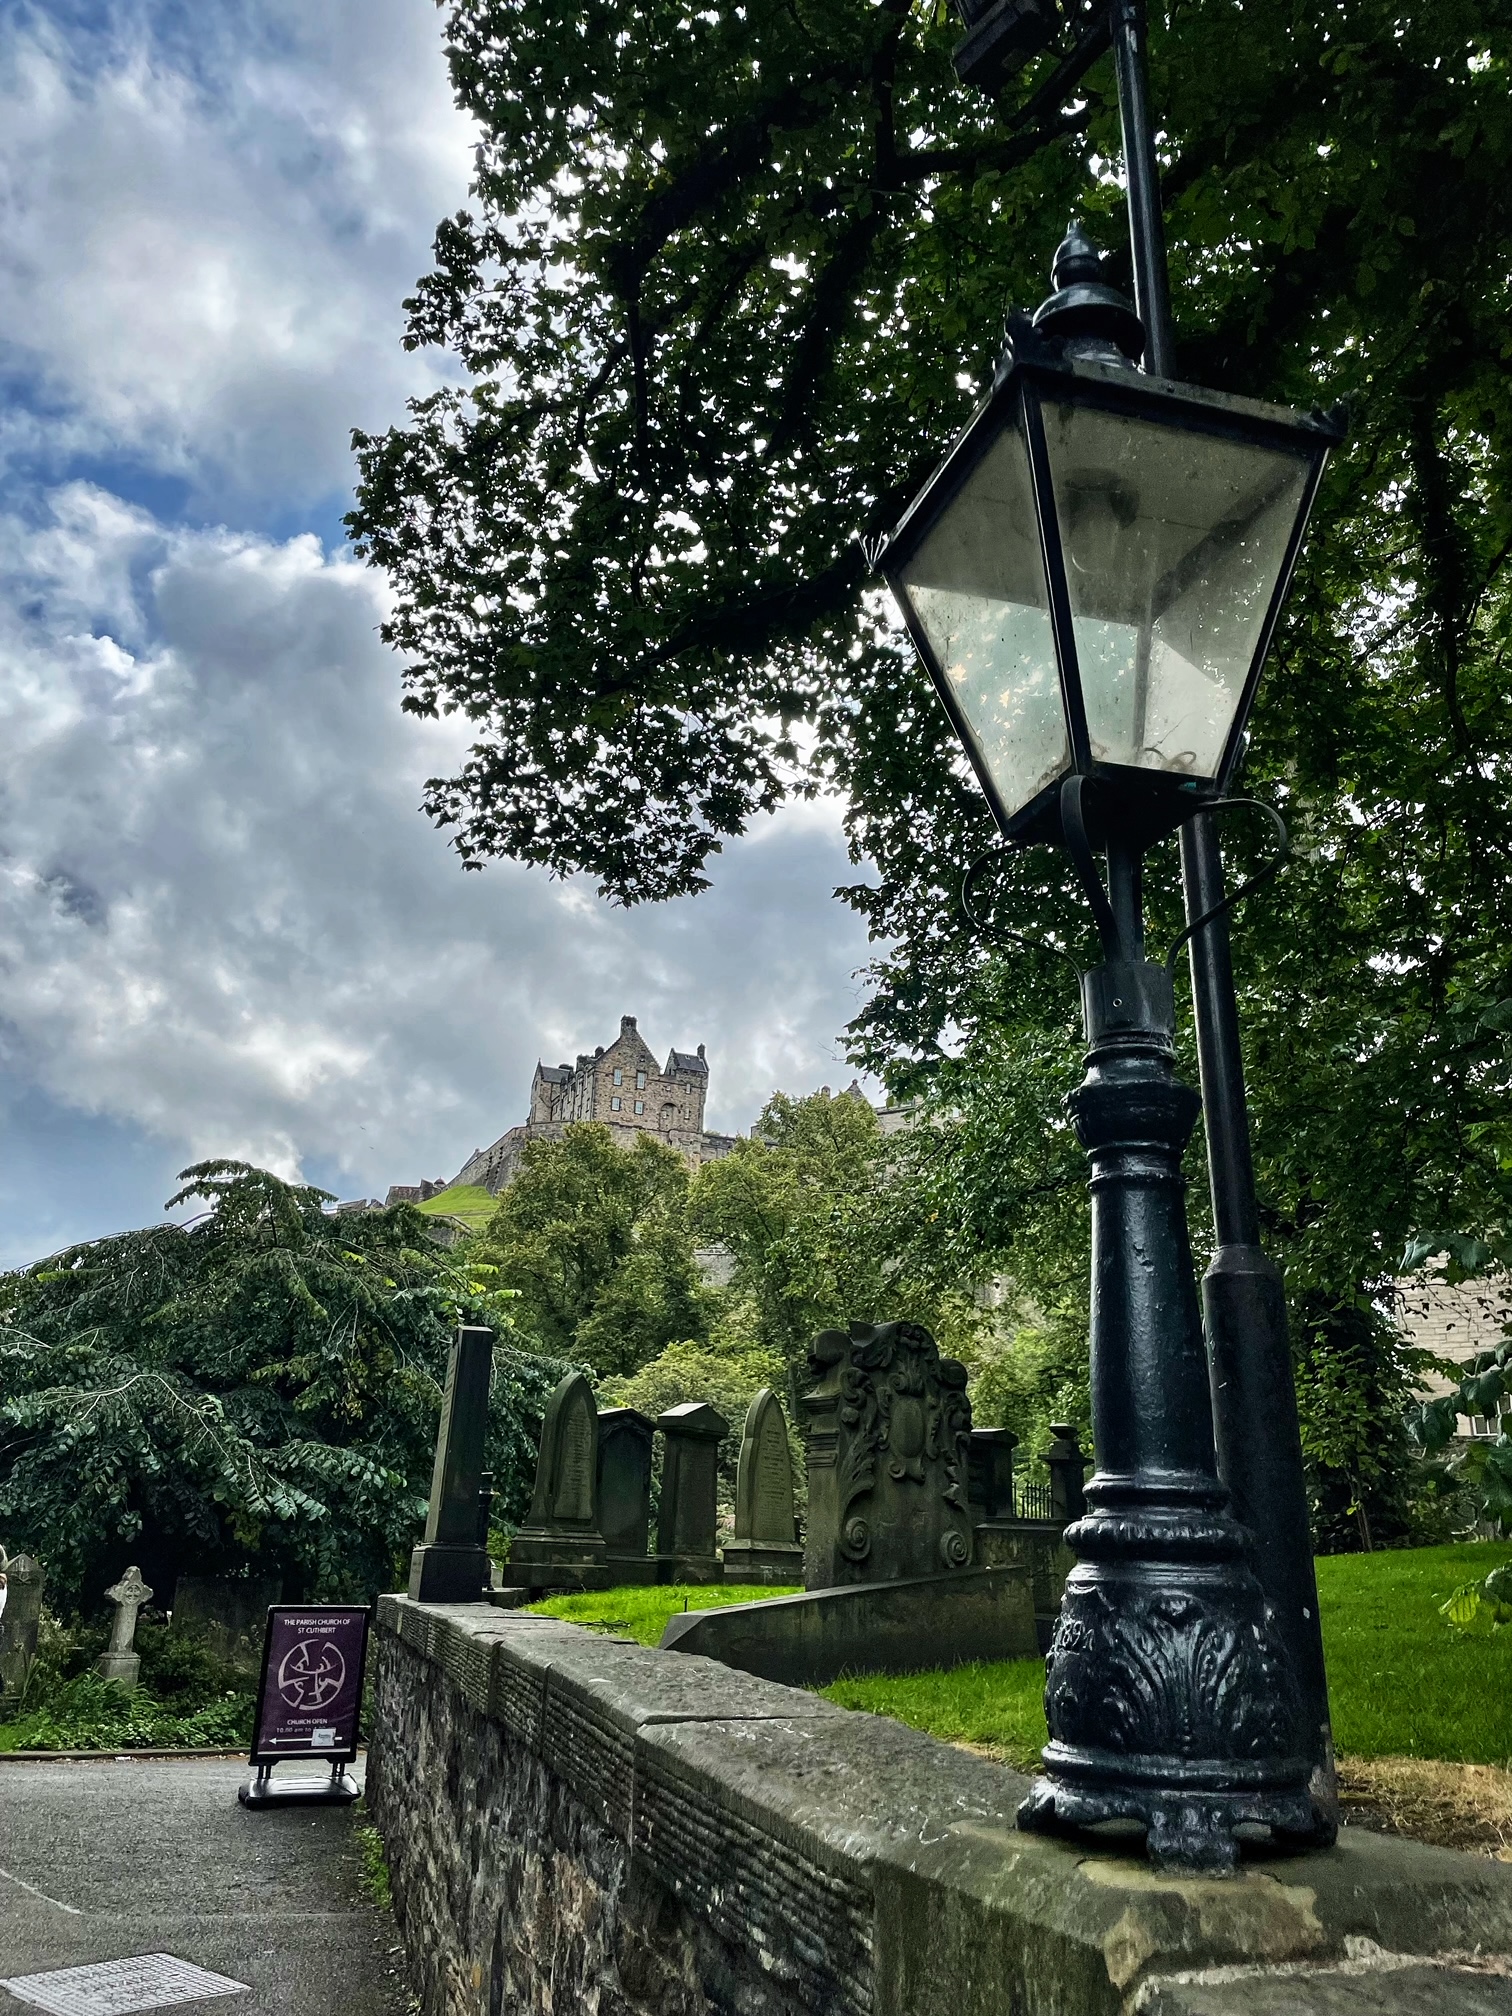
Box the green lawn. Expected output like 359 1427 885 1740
527 1582 800 1645
1315 1542 1512 1764
414 1184 497 1230
530 1543 1512 1767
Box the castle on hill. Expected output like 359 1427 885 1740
385 1016 737 1206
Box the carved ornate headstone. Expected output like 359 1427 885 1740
723 1389 803 1585
655 1402 728 1583
410 1324 495 1602
504 1371 607 1583
596 1407 656 1581
97 1565 153 1692
801 1321 974 1589
0 1550 45 1709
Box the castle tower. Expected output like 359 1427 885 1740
447 1017 734 1195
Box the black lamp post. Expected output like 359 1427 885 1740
871 234 1342 1869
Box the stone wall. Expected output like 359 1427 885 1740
368 1596 1512 2016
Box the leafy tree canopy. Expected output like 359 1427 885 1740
0 1162 570 1611
352 0 1512 1544
472 1123 714 1372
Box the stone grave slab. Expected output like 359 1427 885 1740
595 1406 656 1582
501 1371 608 1590
0 1549 45 1709
723 1387 803 1584
409 1324 494 1602
655 1401 728 1582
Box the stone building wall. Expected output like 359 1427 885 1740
367 1595 1512 2016
450 1016 735 1198
1397 1277 1512 1436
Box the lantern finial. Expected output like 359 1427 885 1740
1033 223 1144 364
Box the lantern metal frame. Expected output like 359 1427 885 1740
871 323 1343 856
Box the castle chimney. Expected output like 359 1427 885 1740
697 1043 705 1059
621 1015 637 1033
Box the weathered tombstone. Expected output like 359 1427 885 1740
1045 1422 1090 1525
503 1371 607 1584
967 1427 1019 1522
596 1406 656 1581
172 1574 282 1675
409 1324 495 1602
0 1550 45 1709
802 1321 974 1589
655 1401 728 1583
97 1566 153 1692
722 1388 803 1585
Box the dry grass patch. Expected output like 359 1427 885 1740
1338 1755 1512 1858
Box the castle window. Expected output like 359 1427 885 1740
636 1070 646 1089
612 1068 623 1086
610 1096 622 1112
634 1100 644 1115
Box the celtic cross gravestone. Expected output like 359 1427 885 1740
97 1565 153 1691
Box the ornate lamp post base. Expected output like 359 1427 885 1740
1018 1490 1322 1870
1015 940 1334 1872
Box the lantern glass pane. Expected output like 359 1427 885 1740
898 422 1067 823
1041 400 1312 779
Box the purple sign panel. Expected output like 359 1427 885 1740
250 1606 370 1764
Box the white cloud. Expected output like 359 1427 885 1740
0 1 884 1266
0 484 875 1233
0 0 474 513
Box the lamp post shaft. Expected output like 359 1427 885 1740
1107 0 1334 1805
1018 843 1321 1869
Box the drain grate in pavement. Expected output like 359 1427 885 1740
0 1954 248 2015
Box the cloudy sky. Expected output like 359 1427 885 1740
0 0 881 1266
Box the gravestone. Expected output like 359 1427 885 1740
409 1324 495 1602
722 1388 803 1584
503 1371 607 1585
97 1566 152 1691
0 1551 45 1709
172 1574 282 1675
802 1321 974 1589
1045 1422 1090 1524
655 1402 728 1583
596 1407 656 1582
967 1427 1019 1522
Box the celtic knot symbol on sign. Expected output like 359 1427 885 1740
276 1638 346 1711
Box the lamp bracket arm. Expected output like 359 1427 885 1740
960 847 1084 976
1059 775 1125 962
1163 798 1290 978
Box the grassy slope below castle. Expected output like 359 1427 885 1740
415 1183 498 1230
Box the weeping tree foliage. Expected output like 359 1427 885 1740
351 0 1512 1542
0 1163 571 1611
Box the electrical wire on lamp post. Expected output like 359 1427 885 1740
940 0 1337 1822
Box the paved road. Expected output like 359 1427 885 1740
0 1758 410 2012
